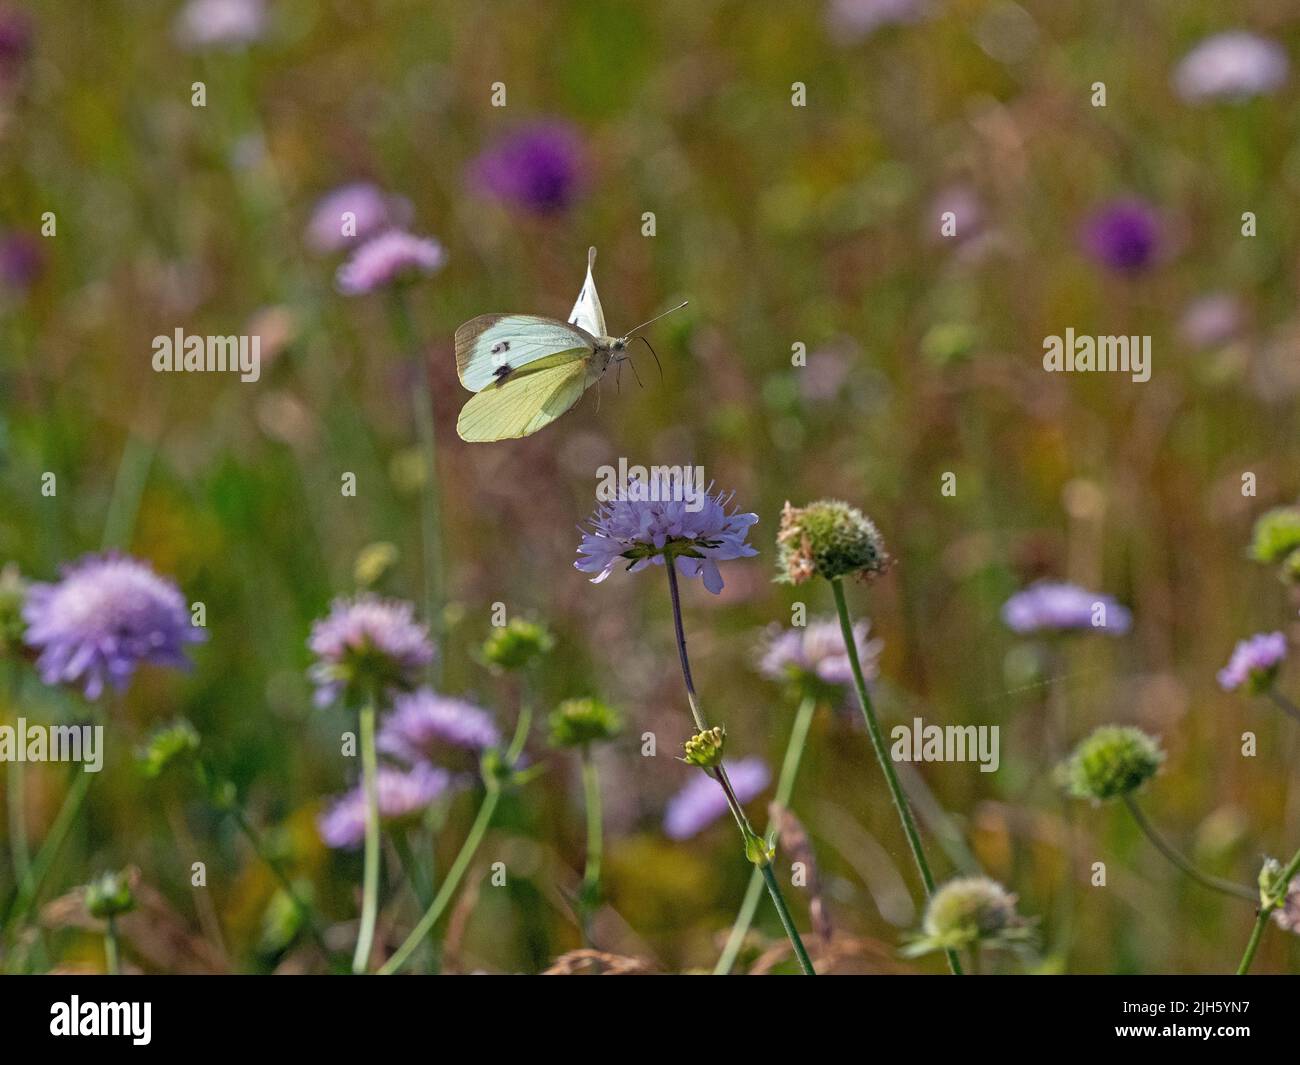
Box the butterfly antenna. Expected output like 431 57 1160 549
595 371 603 413
637 336 664 383
616 359 623 395
623 300 689 339
627 353 645 390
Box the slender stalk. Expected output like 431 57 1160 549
229 806 332 956
715 692 816 974
579 745 603 943
389 288 444 677
6 666 29 882
665 563 815 975
1237 844 1300 974
352 702 381 974
393 829 432 910
830 577 963 976
378 708 532 975
1267 689 1300 724
3 769 90 938
104 915 120 975
1121 795 1255 902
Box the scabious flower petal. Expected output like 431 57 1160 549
663 757 770 840
317 764 451 850
1173 31 1288 103
306 183 412 254
758 617 881 689
575 484 758 595
335 230 445 295
175 0 266 50
1218 632 1287 693
307 594 434 708
22 553 206 701
1001 581 1131 636
378 689 500 764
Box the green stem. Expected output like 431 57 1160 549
393 829 432 910
352 702 381 974
1122 795 1256 903
579 745 603 944
1237 844 1300 974
6 666 29 883
665 563 815 975
715 692 816 974
389 288 444 678
3 769 91 939
1267 689 1300 724
104 915 120 975
229 806 332 956
831 577 963 976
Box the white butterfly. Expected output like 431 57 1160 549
454 247 686 442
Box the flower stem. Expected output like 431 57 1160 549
665 563 816 975
1237 844 1300 974
1267 689 1300 724
1121 794 1256 902
3 768 90 940
830 577 963 976
389 287 444 678
104 915 120 975
6 665 28 882
715 692 816 974
352 702 381 974
579 745 603 944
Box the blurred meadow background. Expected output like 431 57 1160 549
4 0 1300 974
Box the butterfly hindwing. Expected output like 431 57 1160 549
455 356 592 442
455 314 595 393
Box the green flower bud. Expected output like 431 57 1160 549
1259 857 1285 908
681 726 726 768
137 719 200 779
547 697 621 748
1059 725 1163 803
354 541 400 588
1250 507 1300 565
903 876 1032 957
744 826 775 867
483 618 555 672
85 870 135 920
776 500 890 585
0 563 28 659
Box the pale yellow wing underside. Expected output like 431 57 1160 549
456 355 592 442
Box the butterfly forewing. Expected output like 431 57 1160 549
455 314 595 393
567 246 606 338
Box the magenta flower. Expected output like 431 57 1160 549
378 689 500 765
335 230 445 296
307 594 434 708
468 122 584 215
22 553 206 701
1218 632 1287 694
306 183 411 255
1001 581 1131 636
663 758 770 840
317 764 451 850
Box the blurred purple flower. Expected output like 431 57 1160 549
1273 875 1300 935
575 483 759 595
175 0 266 50
307 594 435 708
1081 199 1160 274
1001 581 1131 636
0 233 43 291
306 183 412 255
758 617 881 689
1173 32 1288 103
0 7 32 84
1179 293 1243 349
826 0 928 43
335 230 445 296
22 553 206 701
468 122 584 215
664 758 770 840
378 689 500 764
317 763 451 849
1218 631 1286 693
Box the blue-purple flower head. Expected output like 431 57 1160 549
468 121 585 215
1081 199 1161 274
317 763 450 850
335 230 445 296
758 617 881 691
1218 632 1287 694
22 553 206 701
307 594 434 708
0 232 43 292
826 0 928 44
306 183 412 255
378 689 500 767
174 0 266 51
663 757 770 840
1001 581 1131 637
1173 32 1288 104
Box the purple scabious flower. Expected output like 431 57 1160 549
22 553 206 701
378 689 500 765
1173 32 1288 103
307 594 434 708
0 233 43 291
1081 199 1161 273
305 183 412 255
575 484 759 595
335 230 445 296
1001 581 1131 636
175 0 266 50
758 617 881 689
317 763 450 850
826 0 928 43
1217 632 1287 694
468 122 584 215
663 758 770 840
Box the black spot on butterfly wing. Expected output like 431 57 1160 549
492 363 513 381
